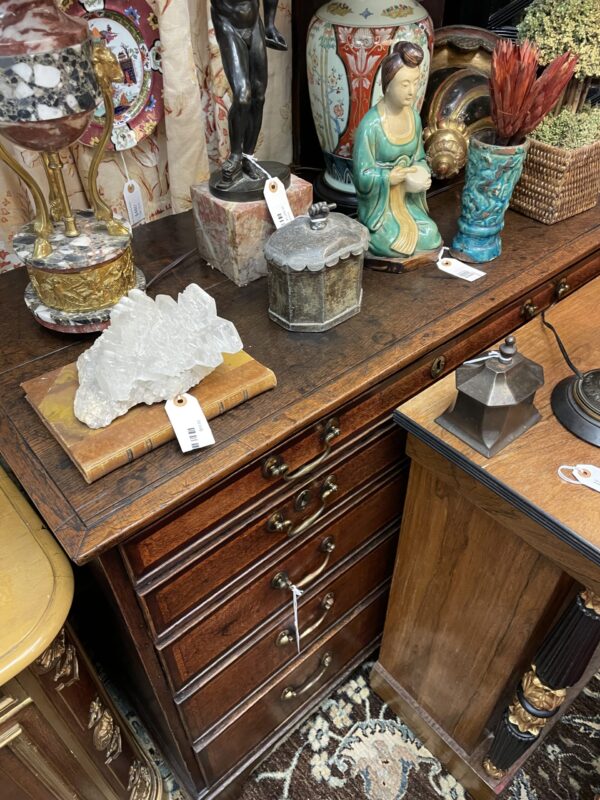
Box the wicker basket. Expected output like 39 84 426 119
510 138 600 225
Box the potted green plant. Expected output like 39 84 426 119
451 40 577 263
510 0 600 224
518 0 600 113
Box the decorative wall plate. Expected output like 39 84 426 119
64 0 163 150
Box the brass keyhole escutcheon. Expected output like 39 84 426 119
430 355 446 379
294 489 312 512
555 278 570 301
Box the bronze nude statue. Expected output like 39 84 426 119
210 0 288 198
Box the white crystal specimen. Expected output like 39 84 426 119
74 284 243 429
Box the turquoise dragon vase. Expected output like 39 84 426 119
451 133 528 263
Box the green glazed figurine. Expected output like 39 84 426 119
353 41 441 261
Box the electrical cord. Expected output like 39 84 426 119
541 306 583 378
145 248 198 291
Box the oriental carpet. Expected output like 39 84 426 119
238 659 600 800
109 656 599 800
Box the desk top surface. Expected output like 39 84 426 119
0 186 599 564
396 276 600 568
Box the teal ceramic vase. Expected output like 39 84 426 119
451 132 528 263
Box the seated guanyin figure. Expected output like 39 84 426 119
353 41 442 260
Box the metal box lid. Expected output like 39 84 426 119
264 203 369 272
455 336 544 407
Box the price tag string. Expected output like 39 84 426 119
558 464 600 494
242 153 272 180
288 581 304 655
120 152 145 227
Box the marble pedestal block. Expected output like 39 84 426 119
192 175 313 287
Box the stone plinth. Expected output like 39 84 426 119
192 175 313 287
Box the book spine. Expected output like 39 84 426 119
85 368 276 483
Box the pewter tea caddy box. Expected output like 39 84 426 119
264 203 369 332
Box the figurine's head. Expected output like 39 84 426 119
381 41 424 109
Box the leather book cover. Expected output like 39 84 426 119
22 351 276 484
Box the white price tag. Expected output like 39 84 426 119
263 177 294 229
558 464 600 494
123 179 145 227
165 393 215 453
437 249 486 282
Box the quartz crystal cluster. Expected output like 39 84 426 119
74 284 243 429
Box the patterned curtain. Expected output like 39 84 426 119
0 0 293 274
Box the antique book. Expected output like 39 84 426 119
22 352 276 484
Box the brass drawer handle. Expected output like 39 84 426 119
262 418 340 482
271 536 336 591
281 653 333 701
555 278 570 301
521 299 539 320
276 592 335 647
267 476 338 537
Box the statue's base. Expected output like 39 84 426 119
209 161 291 202
192 174 312 287
365 248 441 274
24 268 146 334
314 172 358 216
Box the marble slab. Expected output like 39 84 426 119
192 175 313 287
13 210 130 271
0 1 88 57
0 40 99 125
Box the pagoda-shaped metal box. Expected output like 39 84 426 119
436 336 544 457
264 202 369 332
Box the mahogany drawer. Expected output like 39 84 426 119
136 425 404 637
195 588 389 784
158 468 407 691
177 529 397 741
124 421 404 587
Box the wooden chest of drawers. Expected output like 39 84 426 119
1 188 599 799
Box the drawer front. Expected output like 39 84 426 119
125 422 403 586
138 425 404 637
159 468 407 691
29 625 161 799
196 588 389 784
178 530 397 741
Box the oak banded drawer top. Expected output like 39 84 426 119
130 424 404 638
123 413 403 583
177 529 397 741
157 468 407 691
194 589 389 784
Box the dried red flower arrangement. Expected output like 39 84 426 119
490 39 578 146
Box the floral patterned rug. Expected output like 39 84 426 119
239 660 600 800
